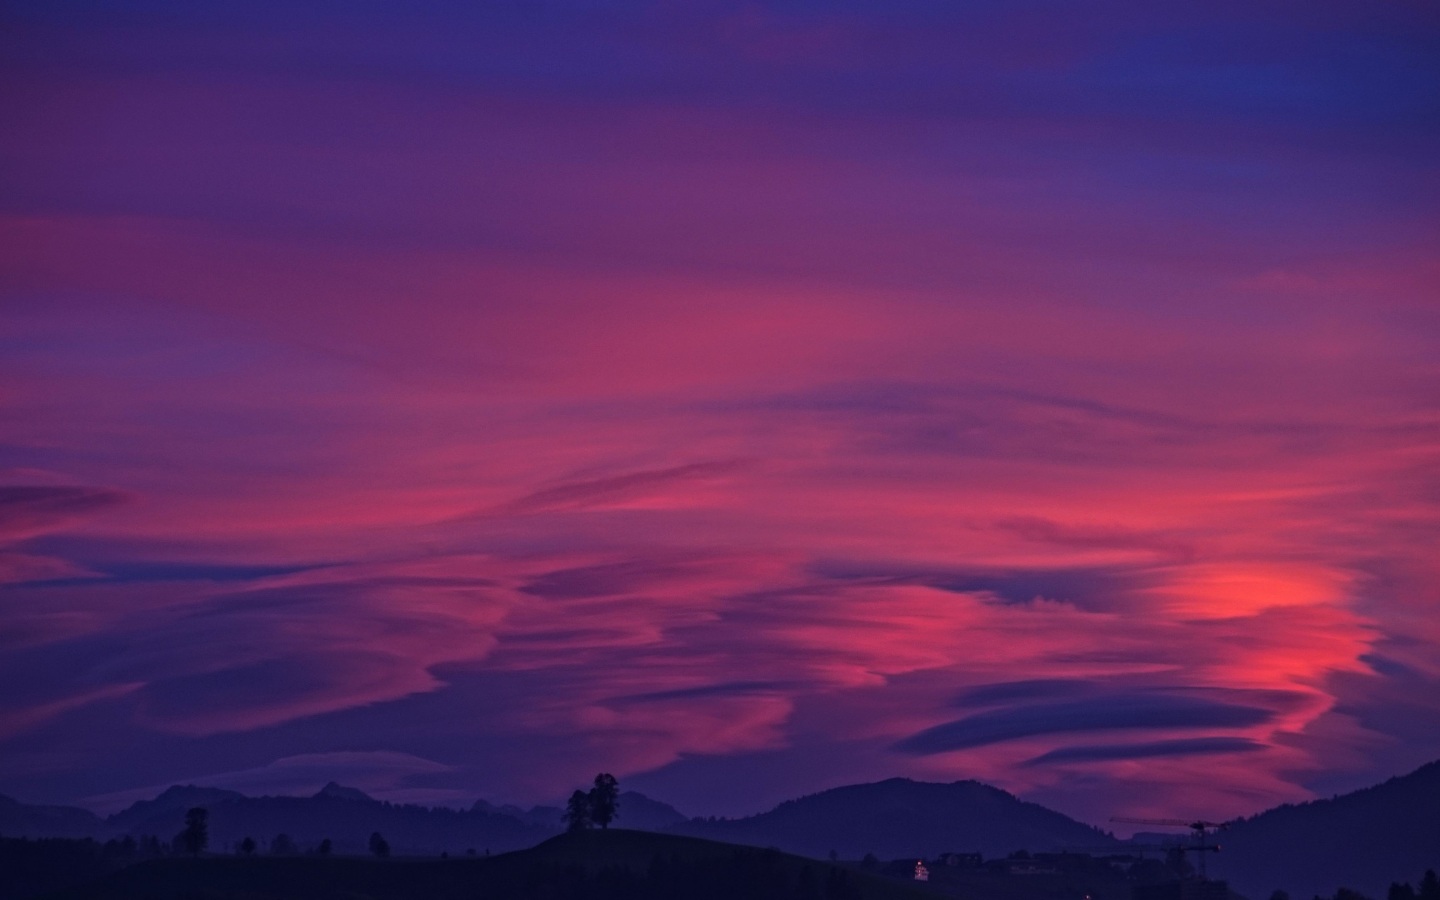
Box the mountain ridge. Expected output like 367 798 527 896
0 793 104 839
1211 759 1440 900
2 762 1436 896
312 782 372 802
1 783 687 854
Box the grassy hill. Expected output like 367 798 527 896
1211 759 1440 900
40 829 932 900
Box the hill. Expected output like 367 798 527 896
0 795 103 840
1211 760 1440 900
41 828 931 900
669 777 1117 859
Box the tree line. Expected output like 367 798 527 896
164 774 625 860
173 806 393 858
1270 871 1440 900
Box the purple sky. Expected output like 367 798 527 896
2 1 1438 826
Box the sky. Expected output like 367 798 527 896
1 1 1438 828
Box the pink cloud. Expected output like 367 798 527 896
1 3 1436 823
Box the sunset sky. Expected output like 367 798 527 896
2 1 1438 827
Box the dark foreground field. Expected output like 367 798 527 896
32 829 931 900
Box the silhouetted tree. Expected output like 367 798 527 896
860 853 878 870
316 838 332 856
1334 889 1370 900
564 790 593 832
1391 884 1417 900
178 807 208 857
1272 891 1292 900
269 833 296 856
239 836 256 856
369 831 390 858
1421 872 1440 900
588 773 619 829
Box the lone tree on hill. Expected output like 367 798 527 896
564 789 593 832
179 807 208 857
588 773 619 829
239 836 256 856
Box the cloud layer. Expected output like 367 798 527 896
1 1 1437 825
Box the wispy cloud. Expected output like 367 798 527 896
895 694 1276 755
0 0 1435 825
489 461 749 517
1023 736 1267 767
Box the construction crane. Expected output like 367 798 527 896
1109 817 1227 881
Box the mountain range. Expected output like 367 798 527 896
0 782 692 856
0 782 695 855
3 762 1436 898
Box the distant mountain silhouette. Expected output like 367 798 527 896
1211 759 1440 900
0 783 686 856
471 790 685 832
469 797 569 830
615 791 689 831
312 782 373 803
3 762 1436 895
162 791 550 855
668 777 1116 859
0 793 103 839
107 786 247 836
